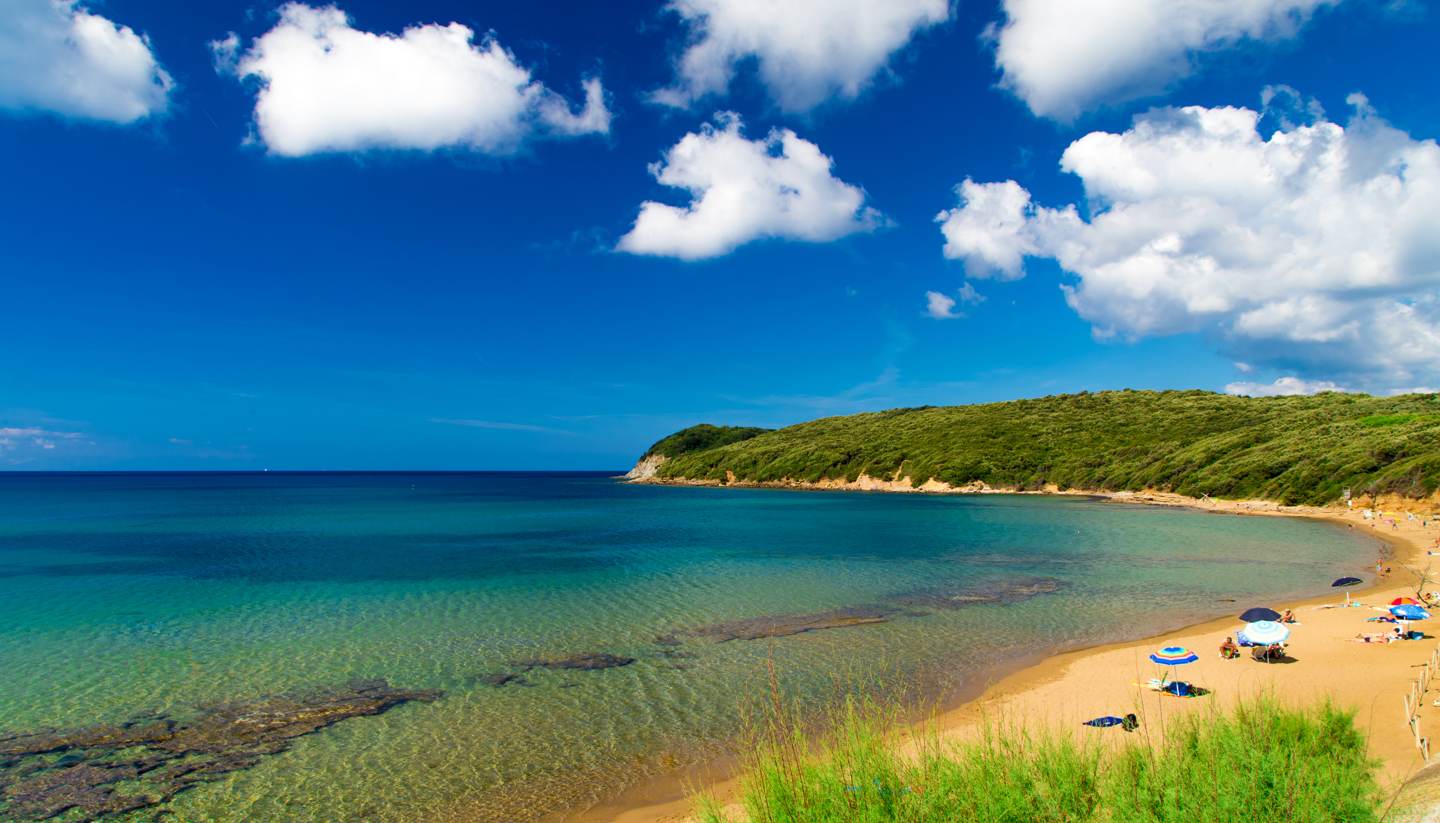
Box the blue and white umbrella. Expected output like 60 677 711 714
1239 620 1290 646
1391 605 1431 621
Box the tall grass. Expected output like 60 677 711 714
697 695 1380 823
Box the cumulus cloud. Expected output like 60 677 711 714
1224 377 1352 397
925 290 960 319
653 0 949 112
925 283 985 320
617 113 882 260
955 282 986 305
0 0 171 123
937 94 1440 392
220 3 609 156
991 0 1339 120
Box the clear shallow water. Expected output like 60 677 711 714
0 472 1378 821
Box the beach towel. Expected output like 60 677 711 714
1083 716 1126 727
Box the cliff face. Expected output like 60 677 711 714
624 454 668 481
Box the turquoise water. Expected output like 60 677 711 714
0 472 1378 821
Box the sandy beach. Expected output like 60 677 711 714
599 490 1440 823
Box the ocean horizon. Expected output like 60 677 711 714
0 471 1380 821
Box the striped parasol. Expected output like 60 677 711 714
1149 646 1199 666
1392 597 1422 606
1240 620 1290 646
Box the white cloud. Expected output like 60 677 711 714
925 290 959 319
1224 377 1352 397
209 32 240 74
222 3 609 157
925 283 985 320
617 113 882 260
654 0 948 112
0 426 82 458
991 0 1339 120
0 0 171 123
938 94 1440 392
935 179 1042 280
955 282 986 305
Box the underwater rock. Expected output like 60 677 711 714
674 605 902 643
512 652 636 671
474 672 529 688
0 679 441 822
661 578 1066 646
892 577 1066 611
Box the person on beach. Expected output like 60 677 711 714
1220 637 1240 659
1281 609 1296 624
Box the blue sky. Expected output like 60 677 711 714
2 0 1437 470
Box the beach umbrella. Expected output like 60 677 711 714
1332 577 1363 587
1149 646 1199 666
1390 605 1431 621
1391 597 1422 606
1239 620 1290 646
1239 607 1282 623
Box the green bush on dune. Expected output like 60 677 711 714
644 424 771 459
645 390 1440 505
699 697 1381 823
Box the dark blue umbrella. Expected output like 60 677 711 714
1332 577 1363 587
1239 607 1281 622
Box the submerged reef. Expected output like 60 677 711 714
511 652 637 671
0 679 441 821
659 577 1067 645
892 576 1066 611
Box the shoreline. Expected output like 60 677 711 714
580 484 1440 822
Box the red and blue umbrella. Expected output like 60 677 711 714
1149 646 1199 665
1391 605 1431 621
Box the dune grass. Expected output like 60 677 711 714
697 695 1381 823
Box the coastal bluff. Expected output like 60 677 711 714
626 390 1440 506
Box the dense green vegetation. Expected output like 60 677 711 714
643 424 771 459
699 697 1381 823
646 390 1440 505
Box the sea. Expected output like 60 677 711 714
0 471 1379 821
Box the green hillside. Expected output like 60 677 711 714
641 390 1440 505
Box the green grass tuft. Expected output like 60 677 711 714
698 696 1381 823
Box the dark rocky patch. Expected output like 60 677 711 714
892 577 1066 611
472 672 529 688
669 605 903 643
0 679 440 822
511 652 636 671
